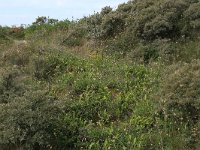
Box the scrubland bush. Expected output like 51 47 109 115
32 51 85 81
86 13 103 39
156 60 200 149
160 60 200 123
101 6 112 16
117 2 133 13
103 31 137 57
184 1 200 30
0 69 26 104
0 91 69 150
130 0 188 40
0 45 161 149
80 0 200 62
2 44 30 67
0 26 24 44
62 26 87 47
33 55 64 81
100 13 125 38
25 17 70 41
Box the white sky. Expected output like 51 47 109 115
0 0 129 26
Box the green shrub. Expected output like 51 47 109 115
62 26 87 47
104 31 138 57
157 60 200 148
161 60 200 122
25 17 70 40
32 53 67 81
33 55 58 81
32 51 87 82
100 13 125 39
117 2 133 13
2 44 30 67
184 1 200 30
0 26 13 44
101 6 112 16
86 13 103 40
0 69 26 104
130 0 189 40
0 91 70 150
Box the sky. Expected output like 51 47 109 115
0 0 129 26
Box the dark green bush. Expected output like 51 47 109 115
62 26 87 47
0 69 26 104
0 26 9 40
100 13 125 39
130 0 189 40
103 30 138 57
117 2 133 13
0 91 70 150
33 55 64 81
33 55 59 81
143 39 177 64
33 51 86 81
101 6 112 16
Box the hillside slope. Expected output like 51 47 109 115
0 0 200 149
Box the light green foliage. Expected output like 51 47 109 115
25 17 70 40
0 46 161 149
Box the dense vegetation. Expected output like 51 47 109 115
0 0 200 149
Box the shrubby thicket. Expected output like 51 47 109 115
0 0 200 149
